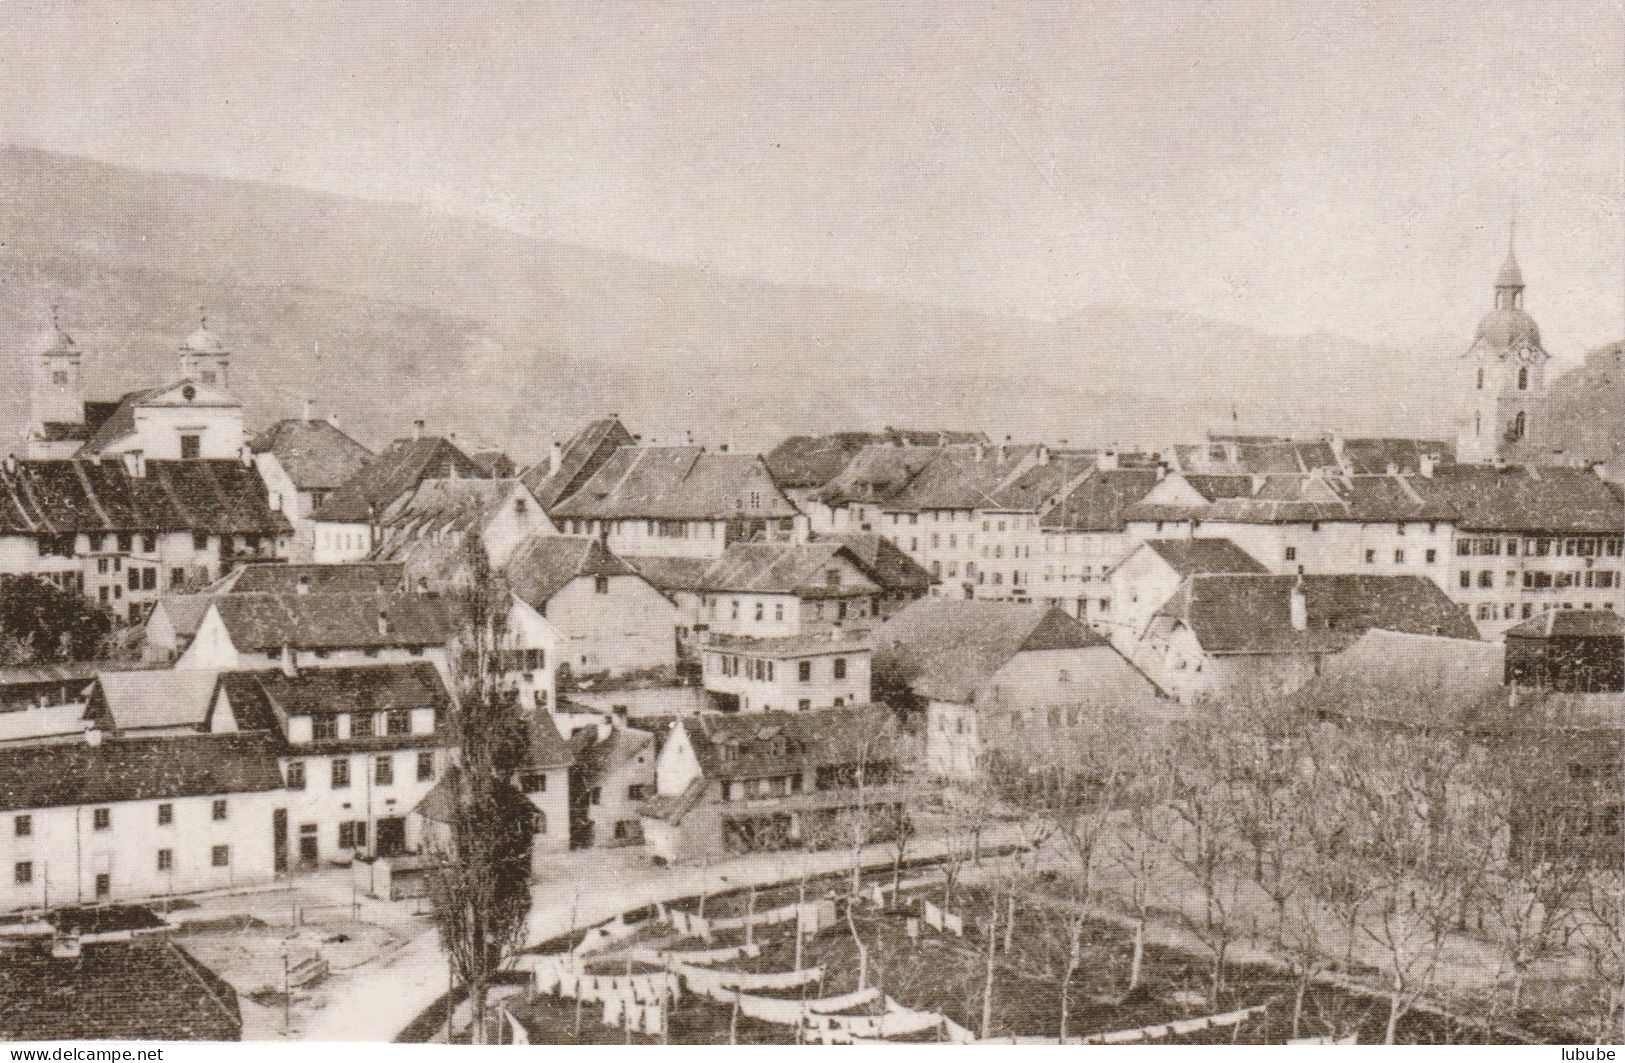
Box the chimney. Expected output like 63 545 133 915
1036 444 1051 466
611 705 629 731
1098 449 1119 471
303 398 315 422
416 576 429 595
1289 577 1308 632
82 718 103 748
1419 453 1439 478
549 440 563 473
296 574 311 596
121 451 145 479
330 411 341 429
52 935 82 960
413 418 426 440
1385 461 1399 476
239 445 253 468
377 610 392 637
279 643 299 677
1156 461 1169 481
2 454 16 474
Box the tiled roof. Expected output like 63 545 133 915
1183 474 1256 501
1135 538 1268 577
877 599 1104 703
312 437 490 523
85 669 221 732
0 703 89 746
1298 629 1507 714
766 430 989 490
1204 473 1450 524
1336 438 1455 475
38 421 91 442
1174 437 1339 476
0 938 241 1041
248 419 374 490
984 455 1096 512
148 594 216 640
571 726 653 785
1041 469 1162 531
246 661 449 717
621 555 718 594
550 446 798 521
809 444 941 507
816 533 932 594
0 459 289 535
1504 609 1625 640
705 632 872 658
1150 573 1478 656
527 710 574 770
503 535 637 607
377 479 519 539
74 387 162 456
682 705 894 781
208 591 456 651
1416 464 1625 533
884 445 1040 512
696 542 878 598
521 417 636 511
205 561 405 596
0 732 285 814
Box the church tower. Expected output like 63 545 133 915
1458 234 1548 463
30 305 84 430
178 309 231 390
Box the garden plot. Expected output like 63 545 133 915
502 874 1553 1044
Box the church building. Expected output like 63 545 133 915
23 311 246 462
1458 239 1550 463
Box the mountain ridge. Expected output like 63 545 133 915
1 143 1480 461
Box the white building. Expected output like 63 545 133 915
701 632 872 714
249 413 374 561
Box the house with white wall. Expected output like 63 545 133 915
701 632 871 714
310 431 492 562
1104 538 1267 650
503 534 677 681
876 598 1165 781
250 414 374 561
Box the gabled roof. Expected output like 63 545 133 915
76 380 240 457
0 732 285 814
681 705 894 781
1301 628 1506 713
1336 438 1455 475
570 725 653 785
1150 574 1478 656
0 938 242 1041
248 419 374 490
877 599 1105 703
0 459 289 536
984 454 1096 513
621 555 716 594
378 478 521 535
148 594 216 641
1504 609 1625 640
809 444 941 507
204 561 405 596
1416 464 1625 533
206 591 456 651
550 446 798 521
1130 538 1268 578
1041 469 1162 531
85 669 221 733
1204 472 1450 524
765 430 990 490
705 632 872 658
0 703 90 746
813 533 932 594
884 444 1040 512
503 535 638 608
312 436 490 524
522 417 636 511
1174 437 1339 476
527 710 574 770
244 661 449 717
696 542 878 598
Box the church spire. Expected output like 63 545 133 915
1494 218 1524 308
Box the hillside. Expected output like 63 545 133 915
1514 340 1625 469
0 144 1464 460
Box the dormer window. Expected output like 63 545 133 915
515 497 527 514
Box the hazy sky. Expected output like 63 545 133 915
1 0 1621 354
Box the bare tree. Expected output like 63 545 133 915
424 533 535 1045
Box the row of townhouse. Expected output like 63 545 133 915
0 648 578 913
0 455 289 622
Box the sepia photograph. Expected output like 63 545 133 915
0 0 1622 1050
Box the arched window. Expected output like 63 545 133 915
1513 411 1526 440
1477 367 1484 390
1518 366 1528 391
